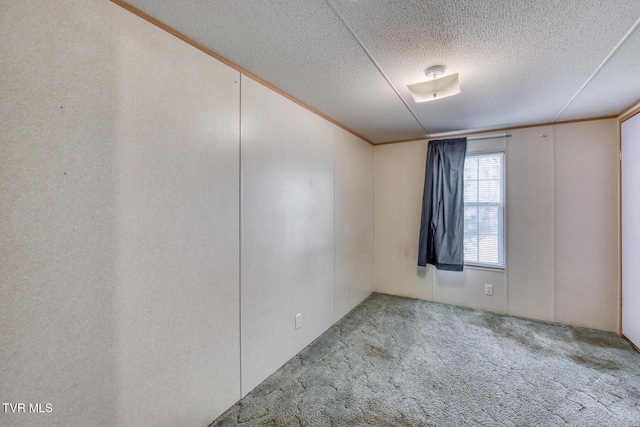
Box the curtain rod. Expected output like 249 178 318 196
467 133 511 141
427 132 512 141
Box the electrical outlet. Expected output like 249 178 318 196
295 313 302 330
484 284 493 296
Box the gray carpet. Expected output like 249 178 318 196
211 293 640 426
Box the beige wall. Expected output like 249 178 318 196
554 120 619 331
240 76 336 395
1 0 373 425
113 9 242 426
335 128 375 321
2 1 241 426
374 141 433 300
374 119 619 332
621 108 640 347
506 127 555 321
240 83 375 395
1 1 121 425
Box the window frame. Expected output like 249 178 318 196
463 150 506 270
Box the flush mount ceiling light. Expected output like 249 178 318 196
407 65 460 103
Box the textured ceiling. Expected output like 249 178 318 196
120 0 640 143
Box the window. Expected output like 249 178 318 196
463 152 505 268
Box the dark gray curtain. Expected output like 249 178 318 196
418 137 467 271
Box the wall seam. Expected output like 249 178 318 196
333 125 337 323
238 73 244 397
618 118 623 335
372 146 377 293
504 136 509 314
551 125 557 323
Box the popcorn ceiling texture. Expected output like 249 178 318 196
211 293 640 426
122 0 640 142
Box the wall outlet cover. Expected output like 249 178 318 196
295 313 302 329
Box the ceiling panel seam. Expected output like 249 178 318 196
323 0 429 135
553 14 640 122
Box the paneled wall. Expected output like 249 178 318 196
240 82 375 395
554 120 619 331
1 1 121 425
240 76 336 394
374 119 619 332
374 141 433 301
506 127 555 321
2 1 242 426
334 128 375 321
113 9 241 426
621 108 640 348
1 1 374 426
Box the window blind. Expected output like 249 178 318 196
463 152 505 268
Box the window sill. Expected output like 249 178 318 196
464 264 506 273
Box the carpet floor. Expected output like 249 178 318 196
210 293 640 426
